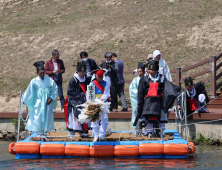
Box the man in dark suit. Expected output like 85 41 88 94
45 49 65 110
80 51 98 84
100 52 119 112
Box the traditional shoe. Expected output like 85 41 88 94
69 136 74 139
99 138 105 141
93 137 99 142
148 132 153 138
121 108 128 112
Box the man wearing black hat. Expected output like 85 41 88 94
23 61 58 133
134 60 176 138
65 61 88 138
178 77 209 116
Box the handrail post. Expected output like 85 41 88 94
211 55 217 98
184 88 188 142
176 67 181 87
17 90 22 142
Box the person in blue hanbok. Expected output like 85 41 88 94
129 63 146 128
23 61 58 133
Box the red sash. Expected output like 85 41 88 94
93 80 110 102
146 82 159 98
188 98 198 111
149 117 157 120
64 96 69 128
80 84 86 94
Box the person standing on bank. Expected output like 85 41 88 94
23 61 58 133
100 52 119 112
129 63 145 128
112 53 128 112
80 51 98 84
45 49 65 110
153 50 172 82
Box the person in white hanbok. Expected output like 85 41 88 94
23 61 58 133
129 63 145 128
90 69 110 141
153 50 172 82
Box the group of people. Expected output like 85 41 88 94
22 49 210 140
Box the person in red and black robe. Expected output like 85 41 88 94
178 77 209 117
135 60 177 138
66 61 88 138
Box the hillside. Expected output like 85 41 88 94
0 0 222 110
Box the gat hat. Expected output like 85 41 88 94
184 77 194 86
138 62 145 71
149 60 159 71
33 61 45 71
76 61 86 72
92 69 106 77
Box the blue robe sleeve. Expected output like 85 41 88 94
23 79 35 110
129 77 140 128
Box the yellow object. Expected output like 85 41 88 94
95 94 103 98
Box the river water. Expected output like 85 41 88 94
1 141 222 170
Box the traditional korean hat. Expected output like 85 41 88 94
92 69 106 77
184 77 194 86
138 62 145 71
149 60 159 71
33 61 45 72
76 61 86 72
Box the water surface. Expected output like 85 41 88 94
1 141 222 169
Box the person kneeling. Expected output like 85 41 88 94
67 61 88 138
90 69 110 142
178 77 209 117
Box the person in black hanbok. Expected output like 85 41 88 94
66 61 88 138
178 77 209 117
134 60 177 138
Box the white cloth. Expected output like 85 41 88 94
67 108 83 131
153 50 172 82
73 72 86 82
91 113 108 138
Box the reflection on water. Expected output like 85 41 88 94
1 141 222 169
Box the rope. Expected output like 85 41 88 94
19 94 29 122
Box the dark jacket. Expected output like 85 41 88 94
67 76 87 117
45 58 65 82
88 59 98 72
100 61 119 85
137 73 176 117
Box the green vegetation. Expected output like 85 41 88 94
12 118 25 131
195 132 212 144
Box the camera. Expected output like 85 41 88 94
106 63 110 69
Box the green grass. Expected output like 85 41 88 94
195 132 212 144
